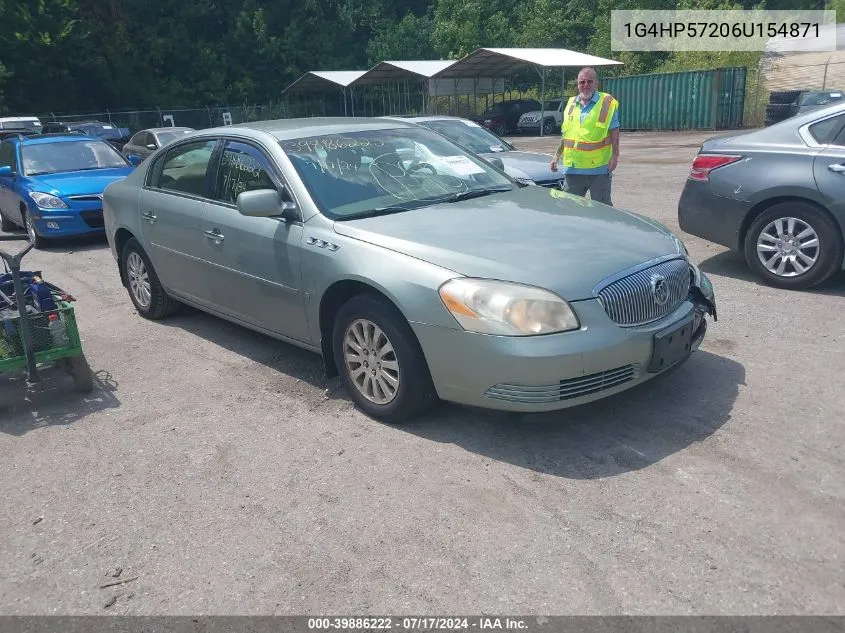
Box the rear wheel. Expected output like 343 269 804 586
332 294 437 423
121 237 178 319
744 201 843 290
542 118 555 135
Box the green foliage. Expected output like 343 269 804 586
0 0 829 114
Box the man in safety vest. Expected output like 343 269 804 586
550 67 620 205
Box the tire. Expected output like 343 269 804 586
542 118 555 135
22 209 49 248
332 293 437 423
65 355 93 392
768 89 805 104
765 103 792 116
743 201 843 290
121 237 178 319
492 122 506 137
0 211 15 232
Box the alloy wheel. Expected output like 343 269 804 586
756 216 820 278
343 318 400 405
126 251 152 308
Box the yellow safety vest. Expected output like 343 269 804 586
561 91 618 170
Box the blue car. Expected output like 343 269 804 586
0 134 135 247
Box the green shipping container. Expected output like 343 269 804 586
602 67 747 131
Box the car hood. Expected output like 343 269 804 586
481 150 558 182
333 186 685 301
29 168 134 196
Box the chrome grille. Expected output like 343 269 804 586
486 364 638 404
596 258 690 327
68 194 102 202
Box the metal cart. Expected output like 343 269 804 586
0 234 93 391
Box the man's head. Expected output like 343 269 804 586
577 67 598 101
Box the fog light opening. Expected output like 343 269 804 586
46 221 60 230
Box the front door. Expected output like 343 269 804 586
139 138 219 305
200 139 309 342
0 141 21 225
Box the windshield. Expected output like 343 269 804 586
282 127 516 219
21 140 129 176
420 119 514 153
0 120 41 131
72 124 127 140
156 130 193 146
800 92 844 106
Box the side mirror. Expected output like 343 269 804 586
0 165 14 177
126 154 143 166
236 188 299 221
146 143 157 150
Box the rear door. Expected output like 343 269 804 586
200 139 308 342
138 137 220 305
810 113 845 224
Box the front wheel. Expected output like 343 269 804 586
542 118 556 135
332 294 437 423
23 210 48 248
743 202 843 290
121 237 178 319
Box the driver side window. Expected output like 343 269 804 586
214 141 281 205
0 142 17 172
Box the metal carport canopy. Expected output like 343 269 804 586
353 60 457 85
431 48 623 78
282 70 368 93
431 48 623 136
281 70 368 116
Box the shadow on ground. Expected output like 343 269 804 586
155 304 744 480
0 366 120 436
699 249 845 296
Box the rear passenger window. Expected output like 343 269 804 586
152 139 216 196
808 114 845 145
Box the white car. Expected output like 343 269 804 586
517 100 564 136
0 116 42 131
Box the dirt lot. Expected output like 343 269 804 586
1 130 843 615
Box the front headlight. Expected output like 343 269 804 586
438 278 580 336
30 192 68 209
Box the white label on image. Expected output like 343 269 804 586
442 155 485 175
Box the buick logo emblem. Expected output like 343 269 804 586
650 274 669 306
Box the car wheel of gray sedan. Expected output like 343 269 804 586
121 237 178 320
744 202 843 290
333 294 437 423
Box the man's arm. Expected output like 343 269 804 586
608 109 620 171
550 138 566 171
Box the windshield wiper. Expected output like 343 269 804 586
336 205 412 221
445 187 513 203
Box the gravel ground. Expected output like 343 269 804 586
0 130 843 615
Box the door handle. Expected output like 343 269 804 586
142 211 157 223
204 229 224 243
828 163 845 173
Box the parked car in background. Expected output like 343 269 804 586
518 99 564 135
0 128 42 141
103 117 716 423
0 134 134 246
470 99 541 136
41 121 133 151
0 117 42 132
122 127 195 164
394 115 562 187
679 101 845 290
765 89 845 126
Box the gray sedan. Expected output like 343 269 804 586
679 102 845 290
122 127 195 164
390 115 563 187
103 117 716 423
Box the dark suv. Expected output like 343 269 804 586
471 99 541 136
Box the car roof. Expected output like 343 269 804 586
18 134 101 145
390 115 466 123
196 116 419 141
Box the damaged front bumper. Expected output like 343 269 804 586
689 261 717 352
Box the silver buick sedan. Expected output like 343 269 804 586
103 117 717 423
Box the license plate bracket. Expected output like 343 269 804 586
647 314 694 373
